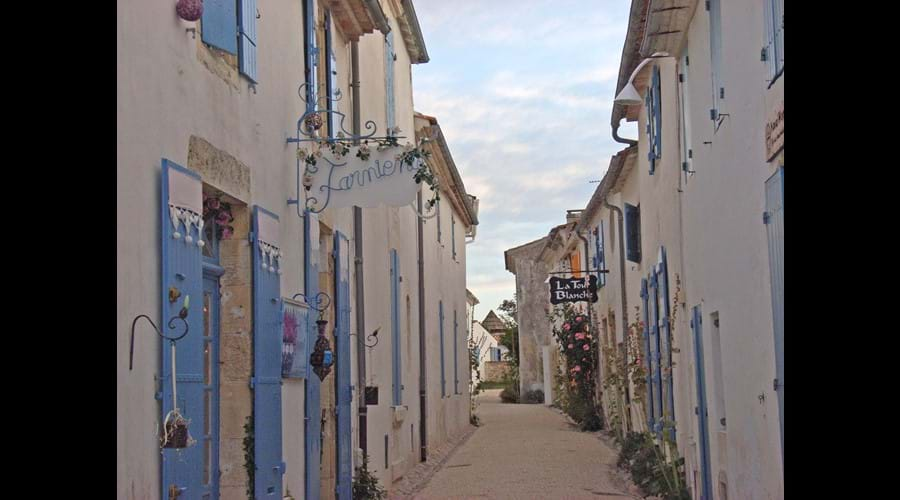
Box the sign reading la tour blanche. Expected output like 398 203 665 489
306 148 421 212
549 276 598 304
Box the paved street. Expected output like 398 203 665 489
413 390 637 499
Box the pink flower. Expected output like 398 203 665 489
575 332 585 340
583 344 590 351
568 344 574 349
221 226 234 239
563 323 571 331
573 365 581 372
575 316 583 322
216 211 231 225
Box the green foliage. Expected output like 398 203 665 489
243 415 255 500
352 454 387 500
499 386 519 403
468 330 483 426
548 304 604 431
617 432 691 500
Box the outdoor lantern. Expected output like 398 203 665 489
310 319 333 381
614 52 670 106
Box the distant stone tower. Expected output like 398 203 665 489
481 310 507 342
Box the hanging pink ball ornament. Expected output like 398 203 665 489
176 0 203 22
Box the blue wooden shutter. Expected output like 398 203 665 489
597 222 606 287
304 211 321 500
160 159 205 497
691 306 713 500
325 10 338 136
252 206 284 498
657 248 675 441
763 0 777 79
645 89 653 174
765 167 784 462
303 0 318 112
640 278 653 430
334 231 352 499
652 66 662 166
439 300 446 397
453 309 459 394
385 31 396 129
451 214 457 260
202 0 238 54
436 199 442 243
648 273 662 436
391 249 402 405
625 203 641 263
238 0 258 82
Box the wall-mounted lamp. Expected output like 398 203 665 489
614 52 670 106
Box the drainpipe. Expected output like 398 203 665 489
351 40 368 460
613 118 638 146
604 200 631 433
416 190 428 462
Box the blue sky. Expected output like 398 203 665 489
412 0 637 318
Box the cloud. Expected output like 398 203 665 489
411 1 632 312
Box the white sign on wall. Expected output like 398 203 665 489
305 149 421 212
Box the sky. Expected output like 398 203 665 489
412 0 637 318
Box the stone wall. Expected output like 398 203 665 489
509 242 553 395
482 361 510 383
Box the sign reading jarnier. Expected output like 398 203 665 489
306 148 421 212
549 276 598 304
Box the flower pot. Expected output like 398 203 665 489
163 419 190 449
176 0 203 22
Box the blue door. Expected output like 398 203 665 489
304 212 322 500
691 306 713 500
334 231 352 499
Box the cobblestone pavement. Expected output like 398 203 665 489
405 389 640 500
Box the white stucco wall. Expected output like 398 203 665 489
118 1 472 498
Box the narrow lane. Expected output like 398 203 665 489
414 390 636 499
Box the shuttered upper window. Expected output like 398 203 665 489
625 203 642 263
202 1 258 82
707 0 724 120
647 65 662 175
763 0 784 82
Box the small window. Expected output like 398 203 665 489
625 203 642 263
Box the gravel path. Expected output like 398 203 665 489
411 389 639 499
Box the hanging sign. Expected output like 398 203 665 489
549 275 598 304
281 298 310 379
765 100 784 161
305 148 421 212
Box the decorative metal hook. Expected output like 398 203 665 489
292 291 331 314
129 313 190 370
365 327 380 348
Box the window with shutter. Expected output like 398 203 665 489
625 203 642 263
238 0 258 82
765 167 784 463
385 30 396 130
648 65 662 175
251 206 284 498
202 0 238 54
334 231 352 499
764 0 784 82
597 222 606 287
303 0 318 112
325 9 338 137
648 272 662 436
160 159 209 498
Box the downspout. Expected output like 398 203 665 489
613 118 638 146
351 40 368 460
416 190 428 462
604 200 631 433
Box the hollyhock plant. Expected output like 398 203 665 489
550 303 602 431
563 323 571 331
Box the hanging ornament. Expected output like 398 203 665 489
310 319 333 381
176 0 203 22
